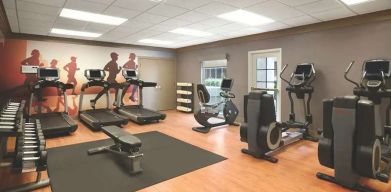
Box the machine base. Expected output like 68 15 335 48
241 149 278 163
316 172 375 192
192 127 211 134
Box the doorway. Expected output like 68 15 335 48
248 48 282 121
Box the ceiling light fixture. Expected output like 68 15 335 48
217 9 274 26
170 28 212 37
60 8 127 25
340 0 371 5
51 28 102 38
138 39 173 45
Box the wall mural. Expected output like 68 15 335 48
0 39 175 116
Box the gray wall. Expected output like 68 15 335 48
176 20 391 130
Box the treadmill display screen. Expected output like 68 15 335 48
221 79 233 91
365 60 390 76
295 64 312 76
126 70 137 77
39 68 59 78
90 70 103 78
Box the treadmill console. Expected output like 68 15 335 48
21 65 39 74
38 68 60 81
85 69 105 81
122 69 138 80
221 78 234 92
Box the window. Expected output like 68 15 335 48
201 59 228 104
256 57 278 109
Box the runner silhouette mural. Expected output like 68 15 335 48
63 56 80 95
104 52 122 83
21 49 44 86
123 53 138 102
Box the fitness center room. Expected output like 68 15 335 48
0 0 390 192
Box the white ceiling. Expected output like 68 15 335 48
2 0 391 48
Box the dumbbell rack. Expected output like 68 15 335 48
0 100 50 192
176 82 194 113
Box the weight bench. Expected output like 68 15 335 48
87 126 143 174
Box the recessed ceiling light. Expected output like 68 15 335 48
218 10 274 26
138 39 173 45
340 0 371 5
170 28 212 37
51 28 102 38
60 8 127 25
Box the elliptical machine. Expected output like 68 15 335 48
240 63 318 163
192 78 239 133
317 59 391 191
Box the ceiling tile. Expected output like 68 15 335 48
282 15 320 26
121 20 155 29
53 17 88 30
2 0 16 9
155 19 190 28
147 4 189 17
214 0 268 8
20 26 50 35
7 16 19 32
184 23 212 30
17 1 62 16
276 0 319 6
86 0 116 4
174 11 211 23
18 11 57 23
64 0 108 12
197 18 230 27
5 8 17 19
258 22 290 31
195 2 238 16
83 23 117 33
20 0 66 7
132 13 169 24
311 7 356 21
246 0 305 21
113 0 158 12
103 6 141 19
296 0 344 14
349 0 391 14
19 18 53 29
165 0 212 10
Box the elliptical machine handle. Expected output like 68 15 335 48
280 64 290 85
344 61 360 88
308 63 317 85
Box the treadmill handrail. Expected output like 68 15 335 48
29 80 73 115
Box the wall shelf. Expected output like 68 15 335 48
176 82 194 113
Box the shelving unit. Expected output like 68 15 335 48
176 82 194 113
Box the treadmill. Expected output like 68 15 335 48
29 68 78 136
115 69 166 124
79 69 128 131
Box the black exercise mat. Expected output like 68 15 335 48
47 131 226 192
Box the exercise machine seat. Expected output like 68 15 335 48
197 84 210 104
102 126 141 148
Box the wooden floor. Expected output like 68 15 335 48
1 110 390 192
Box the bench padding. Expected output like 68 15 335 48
102 126 142 148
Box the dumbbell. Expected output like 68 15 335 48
14 150 47 170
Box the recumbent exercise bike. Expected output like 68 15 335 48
240 63 318 163
192 78 239 133
317 59 391 192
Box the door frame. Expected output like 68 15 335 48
248 48 282 121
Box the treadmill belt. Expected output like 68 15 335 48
47 131 226 192
84 110 119 120
122 108 160 116
33 113 69 130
